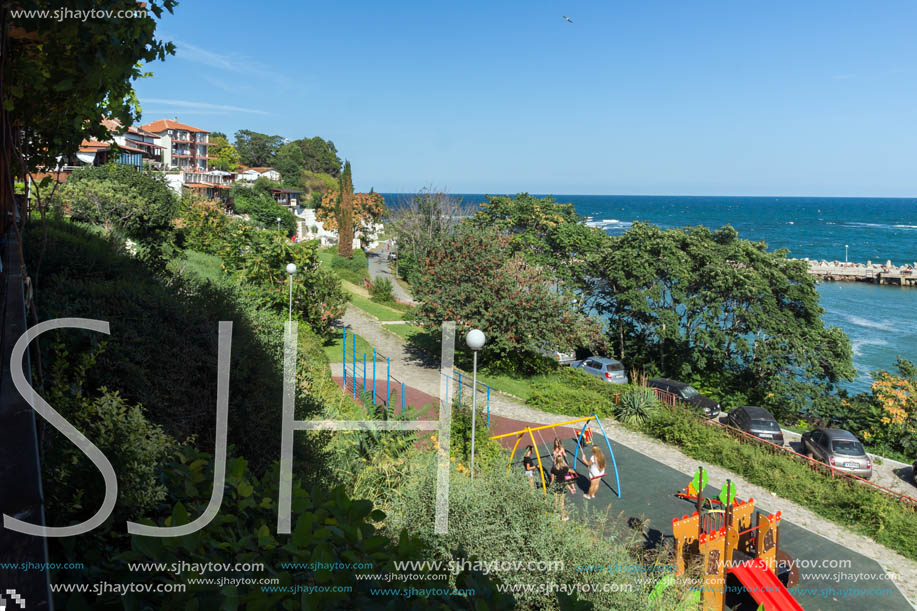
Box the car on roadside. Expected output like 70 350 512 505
800 428 872 479
570 356 628 384
533 343 577 365
726 405 784 445
647 378 720 418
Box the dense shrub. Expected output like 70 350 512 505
450 399 503 473
369 276 395 304
52 448 513 610
526 368 629 417
615 385 662 426
641 404 917 561
384 455 688 610
58 163 179 267
325 247 368 285
26 220 329 476
230 182 296 235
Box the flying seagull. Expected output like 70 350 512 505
562 15 573 23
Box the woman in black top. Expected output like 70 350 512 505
551 456 571 521
522 445 537 488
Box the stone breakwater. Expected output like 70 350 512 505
799 258 917 287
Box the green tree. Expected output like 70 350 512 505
233 129 284 167
337 160 354 258
388 190 475 285
413 225 604 372
274 141 306 189
2 1 176 175
295 136 342 177
594 222 854 419
219 228 346 336
470 193 611 307
210 134 240 171
229 183 296 235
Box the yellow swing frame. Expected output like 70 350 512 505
489 415 621 497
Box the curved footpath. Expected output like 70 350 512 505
332 305 917 609
366 241 416 304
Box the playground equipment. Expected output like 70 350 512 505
671 466 802 611
489 415 621 497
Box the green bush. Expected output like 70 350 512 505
450 399 503 473
526 368 629 417
640 404 917 561
369 276 395 304
384 455 689 611
615 386 662 426
326 247 368 285
230 183 297 235
26 220 331 477
52 448 513 610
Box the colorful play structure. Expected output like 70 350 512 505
672 466 803 611
488 415 621 497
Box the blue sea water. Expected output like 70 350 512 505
387 194 917 394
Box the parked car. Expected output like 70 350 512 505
726 406 784 445
800 428 872 479
647 378 720 418
570 357 628 384
533 343 577 365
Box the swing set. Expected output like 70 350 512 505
488 414 622 497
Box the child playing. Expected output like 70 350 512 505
584 446 606 499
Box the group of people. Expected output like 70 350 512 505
521 436 607 521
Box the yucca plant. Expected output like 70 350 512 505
615 373 662 426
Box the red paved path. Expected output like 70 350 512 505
332 376 580 448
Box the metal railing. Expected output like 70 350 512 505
442 370 492 425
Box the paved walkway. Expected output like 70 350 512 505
333 305 917 608
367 240 416 304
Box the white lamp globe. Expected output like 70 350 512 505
286 263 297 275
465 329 485 351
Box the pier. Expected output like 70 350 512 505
800 258 917 287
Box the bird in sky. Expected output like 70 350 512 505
562 15 573 23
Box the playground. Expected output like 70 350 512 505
332 329 912 610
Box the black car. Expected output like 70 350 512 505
726 406 784 445
647 378 720 418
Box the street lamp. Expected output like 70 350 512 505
286 263 297 322
845 245 849 264
276 217 282 232
465 329 486 480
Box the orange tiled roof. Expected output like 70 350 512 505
251 167 277 173
140 118 210 134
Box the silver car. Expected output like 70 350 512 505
801 428 872 479
570 357 628 384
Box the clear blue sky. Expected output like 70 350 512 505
135 0 917 196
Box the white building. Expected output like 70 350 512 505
282 206 383 251
235 167 281 183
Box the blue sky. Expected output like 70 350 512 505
136 1 917 196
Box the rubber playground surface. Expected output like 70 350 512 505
331 377 911 610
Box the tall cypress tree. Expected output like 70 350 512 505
337 160 354 258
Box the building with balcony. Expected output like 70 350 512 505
139 118 213 171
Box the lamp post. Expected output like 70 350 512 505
465 329 485 480
845 244 849 264
285 263 297 322
276 217 282 232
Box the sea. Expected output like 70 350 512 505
386 194 917 395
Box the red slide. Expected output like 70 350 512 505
728 559 804 611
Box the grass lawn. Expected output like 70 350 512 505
347 295 406 321
317 246 369 285
168 250 226 284
324 331 375 363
